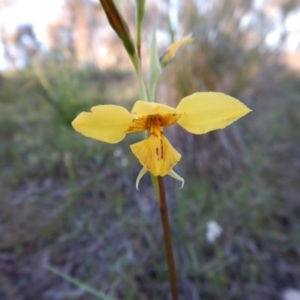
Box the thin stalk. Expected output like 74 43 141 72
157 176 179 300
133 20 176 297
150 174 159 200
137 25 141 61
137 64 148 101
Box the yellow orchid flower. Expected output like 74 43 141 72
72 92 251 185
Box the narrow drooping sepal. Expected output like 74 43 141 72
135 167 148 190
168 169 185 189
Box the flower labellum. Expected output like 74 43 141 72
72 92 251 188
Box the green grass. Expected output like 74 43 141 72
0 63 300 300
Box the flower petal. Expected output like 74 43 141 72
132 101 176 117
130 133 181 176
126 113 182 134
160 113 182 127
135 167 148 190
126 115 149 133
176 92 251 134
72 105 133 143
168 169 185 189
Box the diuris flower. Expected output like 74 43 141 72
72 92 251 186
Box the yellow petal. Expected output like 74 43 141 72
130 133 181 176
132 100 176 117
72 105 133 144
160 113 182 127
176 92 251 134
126 115 149 133
128 101 181 132
126 113 181 134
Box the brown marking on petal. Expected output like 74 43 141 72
160 139 164 159
125 116 148 133
156 147 159 160
158 116 163 125
160 112 182 127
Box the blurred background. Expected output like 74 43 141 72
1 0 300 299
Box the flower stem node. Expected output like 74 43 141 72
72 92 251 188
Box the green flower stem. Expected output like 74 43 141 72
150 174 159 200
135 12 142 61
135 0 145 60
137 64 148 101
157 176 179 300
